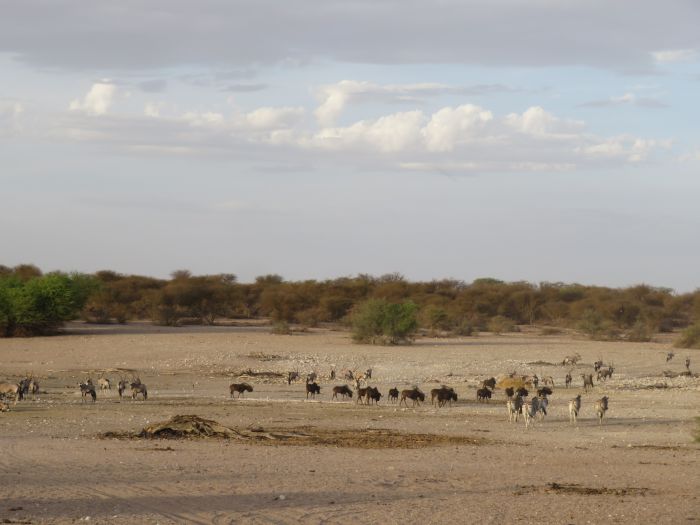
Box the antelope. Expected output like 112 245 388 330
531 374 539 388
329 368 336 380
79 382 96 402
430 386 455 406
332 385 353 400
436 388 457 407
542 376 555 387
356 387 369 404
594 396 609 425
388 388 399 403
305 382 321 399
97 378 111 392
399 387 425 407
0 382 22 405
562 353 581 366
582 374 594 392
117 379 129 399
597 366 614 382
306 372 317 384
565 372 572 388
131 378 147 400
340 369 355 381
686 357 691 371
229 382 253 399
593 360 604 372
287 370 300 385
568 394 581 424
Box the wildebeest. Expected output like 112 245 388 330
306 382 321 399
436 388 457 407
306 372 317 384
329 368 336 380
537 387 553 397
507 395 524 422
686 357 691 371
287 371 300 385
568 394 581 424
430 385 454 405
366 386 382 405
230 382 253 399
97 378 111 392
481 377 496 390
131 380 148 400
565 373 572 388
356 387 369 404
400 387 425 407
504 387 515 399
0 382 22 405
597 366 614 382
117 379 129 399
516 387 529 398
332 385 353 400
531 375 539 388
594 360 604 372
581 373 594 392
594 396 609 425
388 387 399 403
79 382 96 403
476 387 492 402
537 395 549 418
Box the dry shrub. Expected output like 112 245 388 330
496 377 530 390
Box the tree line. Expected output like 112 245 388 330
1 264 699 346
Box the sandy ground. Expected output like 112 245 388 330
1 323 699 524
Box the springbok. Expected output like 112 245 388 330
568 394 581 424
229 382 253 399
97 378 111 392
594 396 609 425
0 382 22 405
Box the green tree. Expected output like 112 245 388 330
351 298 418 345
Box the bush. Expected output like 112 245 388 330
487 315 517 334
351 299 418 345
674 323 700 349
270 320 291 335
626 320 654 342
540 327 563 336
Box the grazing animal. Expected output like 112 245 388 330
476 387 492 402
504 387 515 399
437 388 457 407
523 396 540 428
537 395 549 418
431 386 455 406
366 386 382 405
516 387 529 398
356 387 369 404
0 382 22 405
400 387 425 407
666 351 674 362
229 382 253 399
594 396 609 425
537 387 553 397
562 353 581 366
79 382 96 402
287 371 300 385
481 377 497 390
117 380 129 399
131 380 148 400
19 378 31 398
565 373 572 388
594 360 604 372
332 385 353 400
597 366 614 382
581 373 594 392
507 395 524 422
568 394 581 424
98 378 111 392
305 382 321 399
306 372 317 384
388 387 399 403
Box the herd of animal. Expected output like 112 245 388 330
2 351 691 425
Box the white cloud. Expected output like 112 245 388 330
144 102 162 117
422 104 493 152
505 106 583 139
244 106 304 129
580 92 668 109
69 82 116 115
182 111 224 126
652 48 698 63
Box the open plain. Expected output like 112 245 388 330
1 323 699 524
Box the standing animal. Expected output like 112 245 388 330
332 385 353 400
504 387 515 399
306 372 317 384
686 357 691 371
507 395 524 422
597 366 614 382
305 382 321 399
594 360 604 372
0 382 22 405
329 368 336 380
565 373 572 388
516 387 529 398
594 396 609 425
98 378 111 392
531 375 539 388
229 382 253 399
399 387 425 407
476 387 492 402
117 380 129 399
436 388 457 407
287 371 300 385
365 368 373 380
481 377 497 390
582 374 594 391
29 379 40 396
356 387 369 404
568 394 581 424
131 380 148 400
430 386 455 406
388 388 399 403
562 353 581 366
542 376 555 387
79 382 96 402
537 395 549 418
341 369 355 381
366 386 382 405
666 351 674 362
523 396 540 428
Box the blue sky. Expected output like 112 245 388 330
1 1 699 290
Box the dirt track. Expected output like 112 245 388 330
1 323 698 524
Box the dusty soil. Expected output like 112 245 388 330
1 323 698 524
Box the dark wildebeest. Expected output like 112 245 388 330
537 386 553 397
507 394 524 422
287 371 300 385
481 377 496 390
329 368 336 380
437 388 457 407
476 387 492 402
430 386 455 406
581 374 594 392
565 373 572 388
230 382 253 399
306 382 321 399
399 387 425 407
388 387 399 403
356 387 369 404
117 379 129 399
531 375 539 389
594 360 604 372
79 382 96 403
366 386 382 405
332 385 353 400
131 380 148 400
504 386 515 399
597 366 614 382
516 387 529 398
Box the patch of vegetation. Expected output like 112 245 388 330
488 315 518 334
626 320 654 342
674 323 700 349
270 320 291 335
693 417 700 443
351 298 418 345
540 327 563 336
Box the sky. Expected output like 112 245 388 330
1 1 699 291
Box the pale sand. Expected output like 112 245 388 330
1 323 698 524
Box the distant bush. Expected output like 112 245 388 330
674 323 700 349
488 315 518 334
540 327 563 336
270 320 291 335
452 320 478 337
626 320 654 342
351 299 418 345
